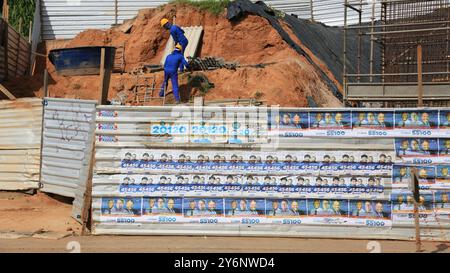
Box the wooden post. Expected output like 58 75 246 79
417 44 423 107
114 0 118 25
43 69 49 97
3 18 8 80
0 82 16 99
2 0 8 23
81 144 95 235
410 167 422 252
18 17 22 36
28 20 32 43
14 18 21 77
38 97 46 190
98 48 112 105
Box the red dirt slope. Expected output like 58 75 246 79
2 3 342 107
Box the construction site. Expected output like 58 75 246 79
0 0 450 253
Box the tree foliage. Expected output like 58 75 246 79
5 0 35 38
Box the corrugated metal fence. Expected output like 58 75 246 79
1 98 449 240
0 98 42 190
91 105 450 240
40 98 97 222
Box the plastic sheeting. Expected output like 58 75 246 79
227 0 343 101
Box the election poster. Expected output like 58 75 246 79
268 109 447 138
190 121 228 144
117 149 397 168
149 121 191 143
142 197 183 215
434 191 450 222
183 198 224 220
307 199 349 217
352 111 394 129
436 165 450 188
265 199 307 217
439 139 450 157
224 199 266 223
305 199 353 226
393 110 441 138
348 200 392 227
394 110 438 129
390 192 436 224
113 173 391 200
97 197 397 226
434 191 450 212
117 151 394 176
101 197 142 218
439 111 450 129
309 111 352 130
271 111 309 130
392 165 436 190
395 138 443 163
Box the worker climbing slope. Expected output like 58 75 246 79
161 18 189 54
160 44 190 104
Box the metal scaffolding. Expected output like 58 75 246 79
343 0 450 106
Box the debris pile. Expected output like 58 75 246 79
188 56 239 71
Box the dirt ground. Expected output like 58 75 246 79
0 191 81 237
0 235 448 253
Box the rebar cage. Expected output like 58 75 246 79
343 0 450 106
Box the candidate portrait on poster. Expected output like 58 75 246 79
272 111 309 130
308 199 349 217
395 138 438 156
352 111 393 128
350 200 391 219
309 111 351 129
183 198 224 217
266 199 307 217
142 197 182 215
101 197 142 216
225 199 265 217
394 110 438 128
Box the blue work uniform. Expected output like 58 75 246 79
160 50 189 102
169 24 189 53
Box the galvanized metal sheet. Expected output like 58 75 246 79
41 0 116 40
0 98 42 190
39 98 97 222
96 104 269 147
40 0 359 40
160 26 204 65
92 220 448 241
312 0 381 26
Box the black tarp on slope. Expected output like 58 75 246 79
227 0 381 102
283 15 381 85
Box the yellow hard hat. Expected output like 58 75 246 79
160 18 169 27
175 44 183 51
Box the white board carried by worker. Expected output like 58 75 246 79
160 26 203 65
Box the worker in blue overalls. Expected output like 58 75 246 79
160 18 189 54
159 44 189 104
